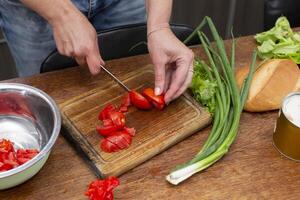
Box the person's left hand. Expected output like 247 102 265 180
147 28 194 104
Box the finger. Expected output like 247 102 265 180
163 65 173 93
164 59 189 103
62 39 74 57
86 42 104 75
75 56 88 68
173 63 194 99
154 62 166 95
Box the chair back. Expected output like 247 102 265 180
264 0 300 30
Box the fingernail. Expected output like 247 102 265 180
155 87 161 95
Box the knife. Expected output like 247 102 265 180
99 64 131 92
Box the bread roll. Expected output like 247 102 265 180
235 59 300 112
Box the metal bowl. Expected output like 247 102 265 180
0 83 61 190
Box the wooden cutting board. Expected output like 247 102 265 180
60 65 211 178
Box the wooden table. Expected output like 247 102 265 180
1 34 300 200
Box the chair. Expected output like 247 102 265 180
40 23 198 73
264 0 300 30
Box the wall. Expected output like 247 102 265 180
0 0 264 80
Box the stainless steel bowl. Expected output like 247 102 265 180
0 83 61 189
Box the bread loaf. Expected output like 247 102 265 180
235 59 300 112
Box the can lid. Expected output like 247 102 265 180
283 92 300 128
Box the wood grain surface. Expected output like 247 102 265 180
1 32 300 200
60 65 211 177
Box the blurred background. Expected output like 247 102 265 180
0 0 299 80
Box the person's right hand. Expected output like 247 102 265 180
50 9 104 75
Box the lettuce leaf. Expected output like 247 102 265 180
255 16 300 64
190 60 217 114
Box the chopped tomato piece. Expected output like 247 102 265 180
16 149 39 165
0 139 39 172
96 125 120 137
119 94 131 113
129 90 152 110
85 176 120 200
121 94 131 107
123 127 136 137
98 104 116 121
100 132 132 153
142 88 165 110
0 139 15 153
102 119 113 127
107 111 125 128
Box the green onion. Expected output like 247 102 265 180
166 16 257 185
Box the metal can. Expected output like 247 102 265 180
273 92 300 161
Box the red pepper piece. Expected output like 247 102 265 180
85 176 120 200
142 88 165 110
98 104 116 121
129 90 152 110
100 132 132 153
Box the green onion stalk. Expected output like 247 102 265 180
166 16 257 185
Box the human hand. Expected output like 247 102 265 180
50 9 104 75
147 28 194 103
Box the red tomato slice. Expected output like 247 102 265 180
129 90 152 110
142 88 165 110
119 94 131 113
96 125 120 137
98 104 116 121
122 93 131 106
102 119 113 127
123 127 136 137
107 111 125 128
100 132 132 153
100 138 119 153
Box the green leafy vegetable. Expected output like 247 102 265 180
190 60 217 113
255 16 300 64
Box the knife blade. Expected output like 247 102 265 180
99 64 131 92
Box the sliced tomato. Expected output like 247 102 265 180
100 132 132 153
142 88 165 110
119 93 131 113
107 111 125 128
102 119 113 127
98 104 116 121
96 125 120 137
129 90 152 110
123 127 136 137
